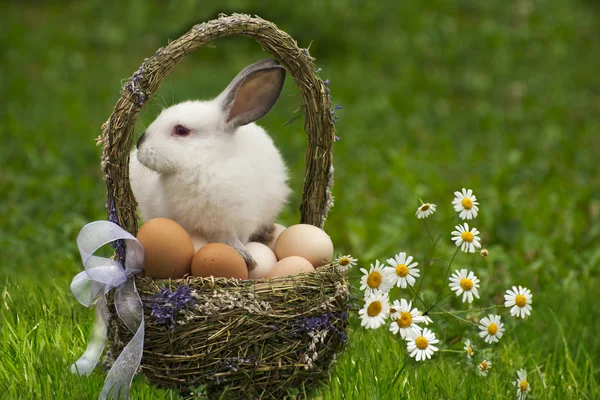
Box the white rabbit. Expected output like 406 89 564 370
129 59 291 270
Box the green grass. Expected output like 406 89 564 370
1 0 600 399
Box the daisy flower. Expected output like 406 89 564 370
477 360 492 376
406 327 439 361
451 223 481 253
513 369 531 400
449 269 481 303
463 339 474 358
335 254 358 272
478 314 505 344
359 260 394 296
452 188 479 220
385 252 420 289
416 203 437 219
389 299 428 339
504 286 533 319
359 291 390 329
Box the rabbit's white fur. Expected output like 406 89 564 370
129 60 290 267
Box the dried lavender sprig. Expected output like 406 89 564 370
106 195 126 263
124 63 148 107
292 311 348 339
146 286 196 330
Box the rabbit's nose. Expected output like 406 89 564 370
137 133 146 149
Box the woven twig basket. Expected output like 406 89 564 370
99 14 350 399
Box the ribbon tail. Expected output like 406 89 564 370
71 295 108 376
99 280 145 400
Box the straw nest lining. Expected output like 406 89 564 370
100 13 348 399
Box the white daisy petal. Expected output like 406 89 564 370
503 286 533 319
359 260 394 296
514 369 531 399
478 314 504 344
477 360 492 376
406 328 439 362
335 254 358 272
359 292 390 329
448 269 480 303
386 252 420 289
416 202 437 219
463 339 474 358
452 189 479 220
388 298 429 340
451 223 482 254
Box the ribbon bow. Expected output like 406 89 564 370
71 221 145 400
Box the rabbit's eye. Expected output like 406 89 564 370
172 124 191 137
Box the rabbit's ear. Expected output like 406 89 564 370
219 59 286 129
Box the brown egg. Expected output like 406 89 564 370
275 224 334 267
191 243 248 279
136 218 194 279
266 256 315 278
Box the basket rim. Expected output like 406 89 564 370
135 261 340 286
97 13 336 250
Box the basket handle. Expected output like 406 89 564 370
97 13 335 238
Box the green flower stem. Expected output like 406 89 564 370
440 247 461 291
432 305 479 326
409 284 428 310
431 253 457 261
423 217 434 243
415 215 457 296
428 304 504 315
424 291 454 314
420 247 461 314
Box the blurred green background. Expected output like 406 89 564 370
1 0 599 399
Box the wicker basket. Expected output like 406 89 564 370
99 14 350 399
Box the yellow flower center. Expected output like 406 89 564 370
415 336 429 349
461 198 473 209
420 204 430 211
487 323 498 335
519 380 529 392
460 278 474 291
397 312 413 328
367 301 382 317
515 294 527 307
339 257 350 266
396 264 409 277
480 361 488 371
461 231 474 242
467 346 474 357
367 272 382 288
